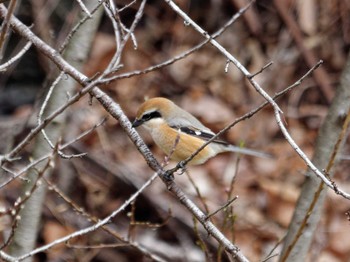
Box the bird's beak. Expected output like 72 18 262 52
132 118 143 128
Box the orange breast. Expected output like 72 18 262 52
150 124 216 165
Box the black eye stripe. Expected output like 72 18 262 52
142 111 161 121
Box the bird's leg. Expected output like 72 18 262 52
163 168 175 181
176 160 187 175
163 161 188 180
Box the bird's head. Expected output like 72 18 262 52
132 97 175 130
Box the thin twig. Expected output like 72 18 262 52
273 0 333 102
0 155 49 188
0 41 31 71
103 0 122 68
249 61 274 79
59 0 106 53
0 118 106 188
0 1 251 162
162 1 348 197
0 6 253 260
206 196 238 220
102 0 254 83
37 72 86 159
163 0 282 113
280 106 350 261
118 0 137 13
0 0 17 59
185 171 210 214
103 0 146 71
0 151 55 249
173 60 324 169
261 235 285 262
75 0 92 17
61 117 107 148
0 173 159 261
2 78 96 161
44 176 166 262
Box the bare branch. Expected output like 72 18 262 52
43 175 166 262
59 1 106 53
0 0 17 59
103 0 146 71
102 0 254 83
37 72 86 159
171 61 323 169
163 0 281 113
0 41 31 71
75 0 92 17
161 0 350 199
0 173 159 261
0 117 106 188
206 196 238 220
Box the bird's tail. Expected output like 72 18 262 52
225 145 272 159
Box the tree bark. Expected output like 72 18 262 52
8 2 103 260
280 52 350 261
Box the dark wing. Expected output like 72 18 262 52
170 125 229 146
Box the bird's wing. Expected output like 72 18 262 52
166 106 228 145
170 125 229 146
170 124 272 158
167 107 212 132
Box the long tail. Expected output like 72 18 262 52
225 145 272 159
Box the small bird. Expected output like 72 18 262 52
132 97 269 165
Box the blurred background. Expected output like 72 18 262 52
0 0 350 261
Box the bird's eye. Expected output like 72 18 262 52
143 113 152 121
142 111 161 121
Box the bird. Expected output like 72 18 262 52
132 97 269 166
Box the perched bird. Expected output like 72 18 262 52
132 97 269 165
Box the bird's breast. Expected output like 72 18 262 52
150 124 216 165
